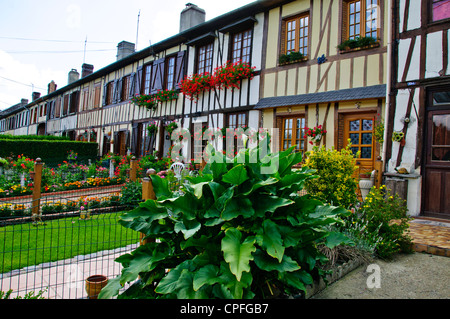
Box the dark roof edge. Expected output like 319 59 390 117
255 84 387 109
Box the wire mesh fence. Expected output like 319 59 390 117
0 162 142 299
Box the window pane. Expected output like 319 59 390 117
361 147 372 159
362 133 372 144
362 119 373 131
350 120 360 131
433 91 450 105
350 133 360 144
432 0 450 22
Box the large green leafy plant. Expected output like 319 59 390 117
99 141 349 299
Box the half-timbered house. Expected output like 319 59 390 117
257 0 389 178
386 0 450 219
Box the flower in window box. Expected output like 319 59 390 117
337 36 378 52
179 72 215 101
278 51 306 65
213 61 256 90
154 89 179 103
131 94 158 110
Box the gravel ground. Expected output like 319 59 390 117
311 252 450 299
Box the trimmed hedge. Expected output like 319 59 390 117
0 134 69 141
0 139 98 166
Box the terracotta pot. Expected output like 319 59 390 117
85 275 108 299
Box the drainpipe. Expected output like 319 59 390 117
383 0 393 166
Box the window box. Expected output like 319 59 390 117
131 89 179 111
278 51 308 66
337 37 379 54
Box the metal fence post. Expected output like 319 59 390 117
130 156 137 182
31 158 43 224
140 169 156 245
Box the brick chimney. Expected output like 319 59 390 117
116 41 135 61
81 63 94 78
32 92 41 101
48 80 57 94
180 3 205 33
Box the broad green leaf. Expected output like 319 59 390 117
120 243 170 285
222 164 249 185
149 174 172 199
119 200 169 234
190 182 211 199
205 186 234 218
324 231 353 249
262 219 284 262
216 262 253 299
221 197 254 220
240 177 279 196
253 195 293 217
278 173 310 190
155 260 193 295
176 269 210 299
278 270 312 292
310 205 349 219
208 182 226 201
158 192 198 220
98 276 123 299
119 243 170 286
193 264 221 291
253 249 300 273
174 218 201 240
221 228 256 281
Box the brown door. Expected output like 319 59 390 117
423 110 450 219
343 113 377 178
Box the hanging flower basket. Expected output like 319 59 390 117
147 121 158 135
165 121 179 135
304 125 327 145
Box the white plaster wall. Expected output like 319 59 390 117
399 0 421 32
252 13 264 70
388 88 419 173
407 177 422 217
407 0 422 31
397 37 421 82
425 31 443 79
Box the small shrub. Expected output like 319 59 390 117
303 144 359 208
360 185 413 259
120 181 142 208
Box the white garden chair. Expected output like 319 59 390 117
169 162 186 180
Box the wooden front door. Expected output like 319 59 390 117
343 113 376 178
423 109 450 219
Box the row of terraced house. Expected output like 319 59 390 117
1 0 449 220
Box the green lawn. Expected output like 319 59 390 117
0 212 140 274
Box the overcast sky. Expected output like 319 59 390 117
0 0 254 111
